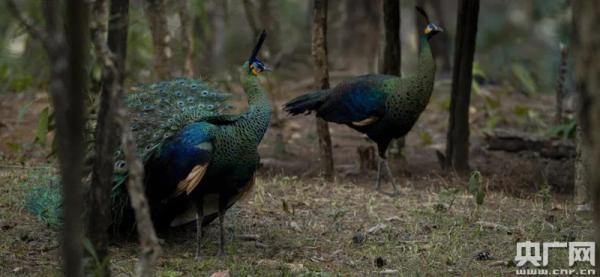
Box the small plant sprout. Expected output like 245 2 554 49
468 170 485 215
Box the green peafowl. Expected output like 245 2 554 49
27 31 271 259
283 7 442 194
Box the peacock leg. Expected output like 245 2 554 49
376 156 384 190
217 208 227 259
383 158 401 196
194 201 204 260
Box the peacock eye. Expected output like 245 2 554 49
207 104 214 110
187 96 195 103
142 105 153 111
114 160 127 170
178 80 185 85
198 103 205 108
163 132 172 138
175 91 183 97
176 100 185 108
201 90 209 96
191 84 198 89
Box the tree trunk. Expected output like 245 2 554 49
444 0 479 172
555 43 568 124
312 0 334 181
572 0 600 247
382 0 401 76
145 0 171 80
178 0 194 77
574 126 591 206
48 0 87 275
382 0 405 158
242 0 260 39
429 0 452 73
88 0 129 273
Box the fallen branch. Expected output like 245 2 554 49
483 129 575 159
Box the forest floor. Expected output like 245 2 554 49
0 77 594 276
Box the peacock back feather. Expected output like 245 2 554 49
26 77 234 232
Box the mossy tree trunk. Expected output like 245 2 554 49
573 0 600 251
145 0 172 80
88 0 129 274
312 0 334 181
444 0 479 173
178 0 194 77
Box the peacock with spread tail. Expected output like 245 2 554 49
283 7 442 194
27 31 271 258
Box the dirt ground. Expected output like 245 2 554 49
0 77 592 276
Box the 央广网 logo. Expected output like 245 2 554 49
515 241 595 276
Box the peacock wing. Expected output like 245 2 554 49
317 76 388 126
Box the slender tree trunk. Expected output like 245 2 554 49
88 0 129 273
178 0 194 77
242 0 260 39
382 0 401 76
382 0 405 158
574 126 591 207
555 43 568 124
430 0 452 73
444 0 479 172
573 1 600 252
52 0 87 275
145 0 171 80
312 0 334 181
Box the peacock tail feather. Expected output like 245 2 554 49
26 77 234 232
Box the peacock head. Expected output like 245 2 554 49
416 7 443 39
424 22 443 38
245 30 270 77
249 58 270 76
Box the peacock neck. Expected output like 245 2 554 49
410 35 436 110
240 75 271 143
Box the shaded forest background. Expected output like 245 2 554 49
0 0 572 98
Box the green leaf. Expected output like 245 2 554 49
468 171 485 206
468 171 481 195
282 199 291 215
34 107 49 146
82 238 100 266
485 115 501 129
484 96 500 111
511 64 537 95
6 142 21 152
419 131 433 146
17 100 34 124
512 105 529 117
472 61 487 79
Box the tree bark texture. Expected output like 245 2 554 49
312 0 334 181
88 0 129 273
445 0 479 172
555 43 568 124
89 0 160 276
145 0 171 80
574 126 591 205
572 1 600 252
178 0 194 77
52 0 88 275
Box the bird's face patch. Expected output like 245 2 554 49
424 23 443 36
249 59 270 76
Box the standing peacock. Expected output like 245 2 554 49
27 32 271 258
283 7 442 194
